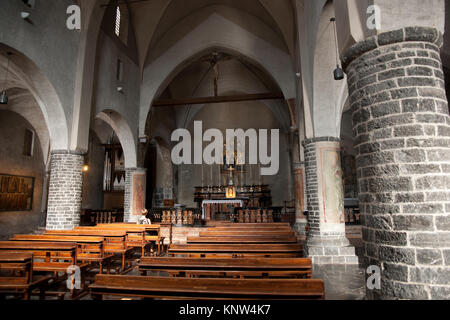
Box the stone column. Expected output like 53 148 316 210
153 187 175 208
303 138 358 264
342 27 450 299
293 162 307 235
46 151 84 230
124 168 147 223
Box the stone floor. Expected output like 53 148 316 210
313 264 367 300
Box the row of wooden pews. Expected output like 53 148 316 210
169 223 302 258
0 241 85 299
0 253 58 300
0 223 163 300
89 222 325 300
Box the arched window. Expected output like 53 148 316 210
113 5 129 45
115 6 121 37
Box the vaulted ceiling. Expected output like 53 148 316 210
108 0 296 69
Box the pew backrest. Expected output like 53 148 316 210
0 241 77 264
90 275 325 300
10 235 105 260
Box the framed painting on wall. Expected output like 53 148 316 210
0 174 34 211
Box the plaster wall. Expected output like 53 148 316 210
93 30 140 150
176 101 293 207
0 93 50 162
0 0 80 149
81 133 104 210
0 111 45 239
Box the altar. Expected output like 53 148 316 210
201 199 244 220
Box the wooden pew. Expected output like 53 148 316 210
45 230 134 272
187 236 298 244
168 243 303 258
10 235 113 274
199 230 296 237
91 224 164 255
138 257 313 279
0 252 53 300
0 242 82 299
75 226 154 257
90 275 325 300
206 227 293 232
0 241 77 268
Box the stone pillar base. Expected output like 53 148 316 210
293 218 308 236
306 236 359 265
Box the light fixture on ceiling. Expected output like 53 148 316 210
330 17 344 81
0 52 12 105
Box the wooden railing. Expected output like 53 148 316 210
149 208 202 226
80 209 124 226
344 198 360 225
148 207 296 225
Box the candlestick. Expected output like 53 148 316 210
201 164 204 188
210 164 213 186
258 163 262 186
217 164 220 187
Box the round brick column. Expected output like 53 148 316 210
342 27 450 299
46 151 84 230
124 168 147 223
303 138 358 264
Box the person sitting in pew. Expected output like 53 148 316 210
137 209 152 225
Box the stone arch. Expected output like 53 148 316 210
96 110 137 169
0 44 69 151
70 0 113 152
140 12 296 137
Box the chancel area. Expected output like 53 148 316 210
0 0 450 301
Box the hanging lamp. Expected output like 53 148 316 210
330 18 344 81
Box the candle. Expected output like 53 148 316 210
201 164 204 188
